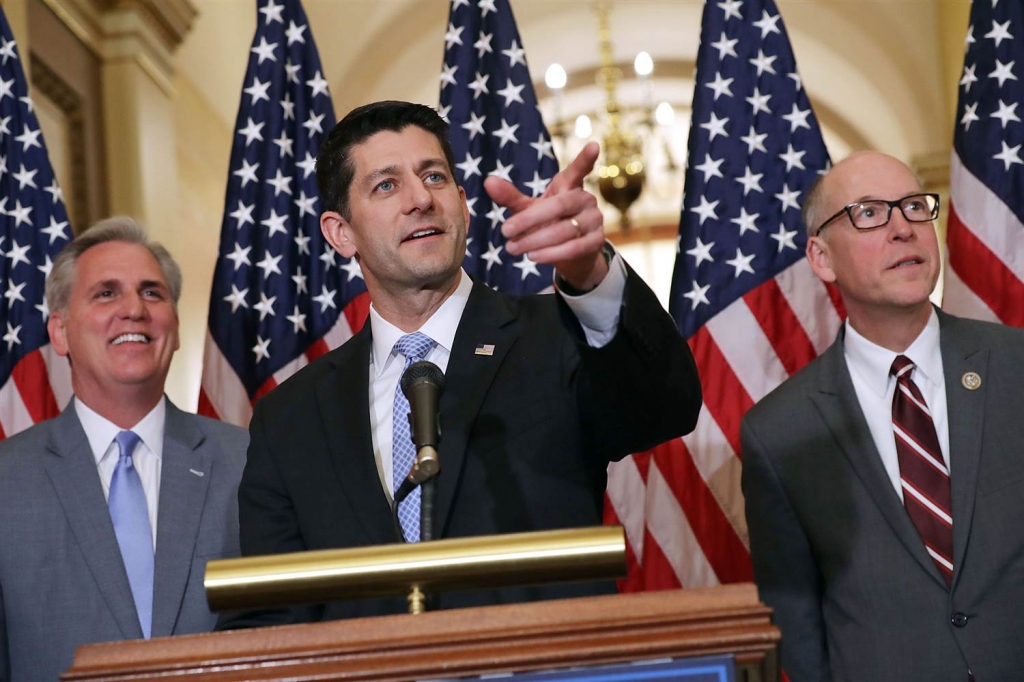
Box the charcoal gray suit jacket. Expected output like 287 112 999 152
742 310 1024 682
0 400 248 682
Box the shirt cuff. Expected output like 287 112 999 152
556 246 627 348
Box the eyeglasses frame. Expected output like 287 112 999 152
815 192 941 237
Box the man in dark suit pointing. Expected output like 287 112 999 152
224 100 701 626
742 151 1024 681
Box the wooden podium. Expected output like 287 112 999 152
63 583 780 681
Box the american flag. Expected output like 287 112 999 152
944 0 1023 326
605 0 844 590
199 0 370 426
0 8 72 440
440 0 557 293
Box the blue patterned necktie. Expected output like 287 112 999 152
109 430 154 638
392 332 436 542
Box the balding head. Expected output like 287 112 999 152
802 151 924 239
803 150 940 349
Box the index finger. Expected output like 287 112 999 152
545 141 600 196
483 175 532 214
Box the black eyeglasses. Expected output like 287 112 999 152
815 192 940 236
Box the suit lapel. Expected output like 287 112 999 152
937 312 987 587
315 326 397 545
434 283 520 535
151 402 211 637
811 332 946 586
43 404 144 639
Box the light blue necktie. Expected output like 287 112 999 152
392 332 436 542
109 430 154 638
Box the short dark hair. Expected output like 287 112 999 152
315 101 457 219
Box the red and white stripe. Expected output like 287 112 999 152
944 153 1024 327
0 345 71 439
901 479 953 527
605 262 845 589
893 423 948 476
925 546 954 573
896 382 931 416
198 292 370 427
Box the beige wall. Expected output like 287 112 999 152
22 0 971 411
167 72 232 408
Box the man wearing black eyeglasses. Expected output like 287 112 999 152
741 151 1024 682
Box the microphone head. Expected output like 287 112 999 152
401 360 445 398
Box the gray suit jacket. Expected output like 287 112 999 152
741 311 1024 682
0 400 247 682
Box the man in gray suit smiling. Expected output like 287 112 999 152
742 152 1024 681
0 217 247 681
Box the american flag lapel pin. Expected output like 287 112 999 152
475 344 495 356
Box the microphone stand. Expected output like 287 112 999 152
415 443 440 542
393 358 445 611
420 473 436 542
415 445 439 613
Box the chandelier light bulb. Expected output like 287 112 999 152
545 63 567 90
574 114 593 138
634 51 653 77
655 101 675 126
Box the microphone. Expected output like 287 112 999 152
393 360 445 504
401 360 445 452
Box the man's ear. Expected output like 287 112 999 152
171 308 181 352
459 185 470 226
806 235 837 284
321 211 357 259
48 311 70 357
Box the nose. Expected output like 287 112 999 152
887 207 915 241
403 178 434 214
120 291 150 319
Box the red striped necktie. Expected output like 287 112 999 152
890 355 954 585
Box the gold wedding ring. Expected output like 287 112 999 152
570 217 582 238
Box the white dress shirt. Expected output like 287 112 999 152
843 310 950 502
77 396 165 549
368 254 628 499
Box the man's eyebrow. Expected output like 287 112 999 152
415 157 448 174
361 164 401 189
361 158 449 189
87 278 168 291
89 279 122 291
